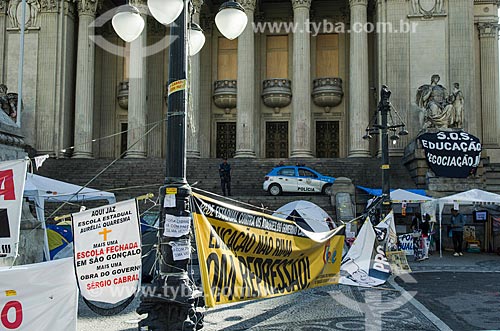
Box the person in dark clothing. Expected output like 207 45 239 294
420 213 431 260
219 158 231 196
450 208 466 256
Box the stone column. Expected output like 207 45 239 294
125 0 147 158
73 0 98 158
348 0 370 157
187 0 203 158
234 0 256 158
449 0 475 134
478 22 500 147
0 1 6 81
290 0 313 158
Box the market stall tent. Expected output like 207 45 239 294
23 173 116 260
388 189 434 203
437 189 500 257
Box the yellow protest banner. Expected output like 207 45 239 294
191 193 345 307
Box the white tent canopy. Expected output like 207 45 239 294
23 173 116 260
389 189 434 203
437 189 500 257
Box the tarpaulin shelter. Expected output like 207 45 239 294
23 173 116 260
358 187 431 202
437 189 500 257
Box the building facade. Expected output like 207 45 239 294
0 0 499 161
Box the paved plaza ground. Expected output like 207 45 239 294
77 251 500 331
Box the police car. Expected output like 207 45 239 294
263 166 335 196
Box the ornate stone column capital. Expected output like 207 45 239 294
478 22 499 38
349 0 368 7
238 0 256 12
291 0 311 10
77 0 98 16
192 0 203 13
40 0 58 13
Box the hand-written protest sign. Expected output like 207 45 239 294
191 193 345 307
397 233 414 256
419 131 482 178
0 159 27 258
72 199 141 304
163 214 190 237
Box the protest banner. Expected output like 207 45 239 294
385 251 412 275
398 233 414 255
72 199 141 304
419 131 481 178
0 159 28 258
340 218 391 287
375 211 398 252
191 193 345 307
0 258 78 331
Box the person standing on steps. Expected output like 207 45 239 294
450 208 466 256
219 157 231 196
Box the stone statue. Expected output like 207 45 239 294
415 74 463 129
7 0 41 28
8 0 21 28
0 84 19 122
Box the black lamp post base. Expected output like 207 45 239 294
137 278 203 331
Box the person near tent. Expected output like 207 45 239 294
411 213 420 229
420 213 431 260
450 208 466 256
411 213 424 260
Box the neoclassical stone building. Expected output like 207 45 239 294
0 0 499 161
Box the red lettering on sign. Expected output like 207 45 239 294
1 300 23 329
0 170 16 200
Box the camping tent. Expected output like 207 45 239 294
23 173 116 260
437 189 500 257
272 200 333 232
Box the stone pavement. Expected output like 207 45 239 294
77 252 500 331
406 250 500 272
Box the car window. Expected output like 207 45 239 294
277 168 295 176
298 169 317 178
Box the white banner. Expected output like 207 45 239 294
72 199 142 304
0 258 78 331
0 159 27 258
340 218 391 287
398 233 414 255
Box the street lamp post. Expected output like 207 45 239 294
380 85 392 216
112 1 248 329
363 85 408 218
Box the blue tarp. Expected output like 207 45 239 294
357 186 429 197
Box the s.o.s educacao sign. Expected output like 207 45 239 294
419 131 482 178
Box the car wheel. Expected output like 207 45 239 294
322 184 332 195
268 184 282 196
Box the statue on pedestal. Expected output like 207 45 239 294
415 74 463 129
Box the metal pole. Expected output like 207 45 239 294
16 0 27 127
380 85 391 217
137 1 201 329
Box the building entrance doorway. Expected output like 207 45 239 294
266 121 288 158
316 121 339 158
216 122 236 158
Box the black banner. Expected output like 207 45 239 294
419 131 482 178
